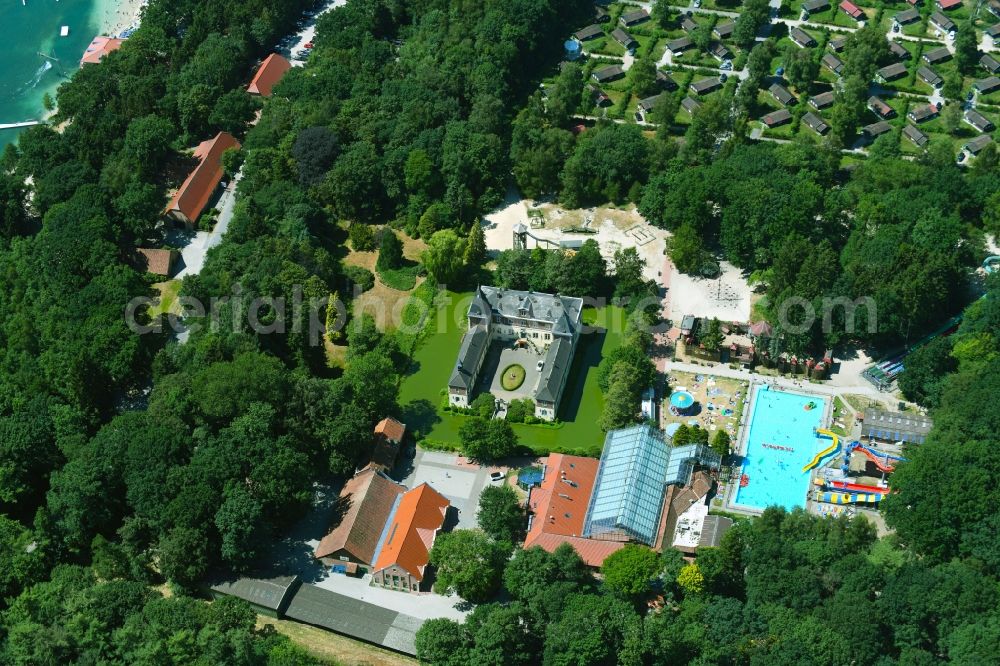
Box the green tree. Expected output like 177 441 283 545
701 318 725 352
629 57 659 99
477 484 523 543
954 21 979 75
429 530 508 602
711 430 731 458
601 544 661 599
465 222 487 268
415 618 469 665
423 229 467 285
677 561 705 595
376 228 404 271
668 223 708 274
459 417 518 461
292 126 339 187
600 362 641 431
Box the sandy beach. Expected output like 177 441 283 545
95 0 146 38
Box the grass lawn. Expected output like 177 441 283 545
149 280 182 318
398 291 626 455
256 616 417 666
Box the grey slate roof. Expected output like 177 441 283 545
975 75 1000 93
809 90 836 109
802 112 829 134
917 66 943 86
284 583 421 655
477 286 583 336
803 0 830 11
922 46 951 64
929 11 955 32
965 109 995 132
863 120 892 137
861 408 933 444
575 24 603 41
667 36 694 52
877 62 907 81
448 325 489 390
535 337 574 404
592 64 625 82
790 27 816 47
698 515 734 548
965 134 994 154
895 8 920 23
768 83 795 105
681 96 702 113
690 76 722 94
210 575 300 614
612 28 637 49
889 40 910 60
762 108 792 126
712 21 735 38
822 53 844 74
981 53 1000 73
903 124 928 146
639 94 663 112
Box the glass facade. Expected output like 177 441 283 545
583 425 721 545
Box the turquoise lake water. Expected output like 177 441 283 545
733 387 827 511
1 0 104 149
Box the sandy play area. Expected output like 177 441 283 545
668 261 753 324
483 194 668 283
662 371 748 442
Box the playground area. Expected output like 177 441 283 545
667 261 754 325
482 196 668 282
661 371 747 443
726 385 830 513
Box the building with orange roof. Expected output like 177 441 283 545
371 483 450 592
314 469 404 572
523 453 625 567
367 417 406 473
134 248 177 277
80 36 124 66
164 132 241 228
248 53 292 97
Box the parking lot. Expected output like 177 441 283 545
397 449 507 530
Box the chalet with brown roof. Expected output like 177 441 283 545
762 108 792 128
371 483 450 592
903 124 929 147
809 90 836 109
889 41 910 61
802 112 830 135
922 46 951 65
314 469 404 572
768 83 796 106
877 62 907 83
709 42 733 62
964 109 996 132
619 8 650 26
164 132 241 228
248 53 292 97
588 84 612 107
917 65 943 87
135 248 177 277
592 65 625 83
369 418 406 473
802 0 830 14
965 134 994 155
80 35 124 65
863 120 892 140
712 21 735 39
867 96 895 119
668 36 695 54
790 27 817 48
612 28 638 51
975 76 1000 94
690 76 722 95
929 12 956 33
524 453 625 567
822 53 844 76
907 103 939 123
575 24 603 41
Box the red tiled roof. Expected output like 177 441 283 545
248 53 291 96
524 453 599 542
80 36 124 65
375 417 406 443
135 248 176 276
525 533 624 568
840 0 864 16
372 483 449 581
938 0 962 8
165 132 241 225
370 418 406 470
314 469 403 563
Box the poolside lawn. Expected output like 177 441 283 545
398 291 625 456
662 371 748 443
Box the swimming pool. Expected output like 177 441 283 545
732 386 828 511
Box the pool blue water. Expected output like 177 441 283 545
733 387 827 511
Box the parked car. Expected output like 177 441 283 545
490 472 504 482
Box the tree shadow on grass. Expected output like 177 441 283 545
399 398 441 439
557 327 607 422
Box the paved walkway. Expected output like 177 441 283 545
173 170 242 279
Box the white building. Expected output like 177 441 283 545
448 286 583 420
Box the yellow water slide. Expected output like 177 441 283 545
802 429 839 473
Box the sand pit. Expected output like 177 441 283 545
668 261 753 324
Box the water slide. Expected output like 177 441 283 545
828 479 886 494
803 429 840 473
984 256 999 274
846 442 906 473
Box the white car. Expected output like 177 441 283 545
536 360 544 371
489 472 505 482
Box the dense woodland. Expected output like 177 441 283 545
0 0 999 662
